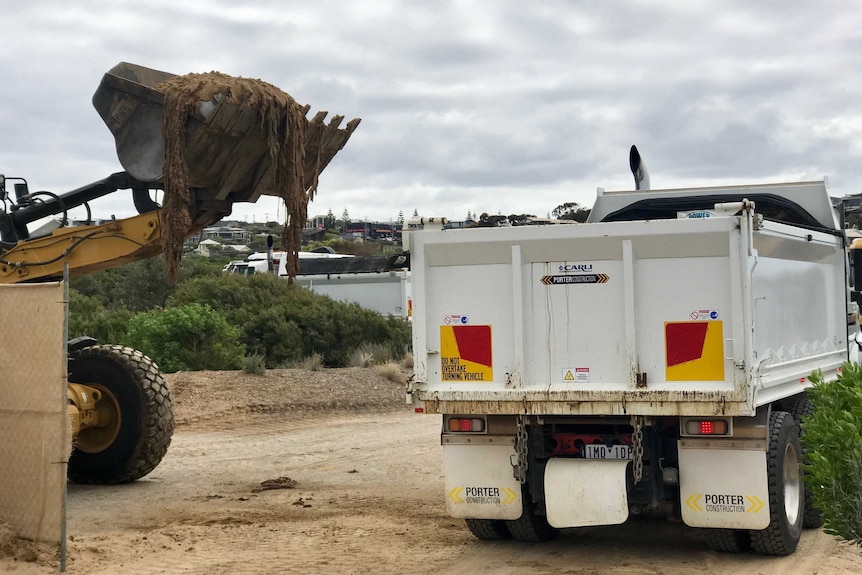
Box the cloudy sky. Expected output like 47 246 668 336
3 1 862 226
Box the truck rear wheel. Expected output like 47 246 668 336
464 518 511 540
505 487 557 542
67 345 174 484
749 411 803 556
787 395 823 528
704 528 751 553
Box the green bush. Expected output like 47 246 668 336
802 364 862 545
124 303 245 373
70 255 225 313
68 289 134 343
70 264 413 371
169 274 412 367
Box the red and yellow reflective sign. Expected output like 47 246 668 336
440 325 493 382
665 321 725 381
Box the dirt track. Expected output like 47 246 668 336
2 368 861 574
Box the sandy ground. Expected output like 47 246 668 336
1 367 860 574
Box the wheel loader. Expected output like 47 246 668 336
0 62 359 484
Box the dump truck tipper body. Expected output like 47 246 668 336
408 178 856 555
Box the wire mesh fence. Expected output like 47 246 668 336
0 282 69 569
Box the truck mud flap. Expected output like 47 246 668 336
442 443 522 520
543 458 629 528
678 440 769 529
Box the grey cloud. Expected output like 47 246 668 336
3 0 862 225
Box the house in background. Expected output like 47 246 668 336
201 226 252 244
194 239 223 257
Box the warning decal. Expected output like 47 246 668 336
440 325 493 381
563 367 590 383
665 321 725 381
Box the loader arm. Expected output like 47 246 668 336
0 172 230 284
0 211 163 283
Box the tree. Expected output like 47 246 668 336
68 289 134 344
70 255 226 315
507 214 535 226
477 213 509 227
801 364 862 545
552 202 591 222
248 235 273 252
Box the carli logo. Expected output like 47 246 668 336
559 263 593 272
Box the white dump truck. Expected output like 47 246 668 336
407 148 861 556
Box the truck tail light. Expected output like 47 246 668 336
683 419 729 436
446 417 485 432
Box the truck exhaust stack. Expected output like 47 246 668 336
629 145 650 190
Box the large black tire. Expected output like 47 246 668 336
705 528 751 553
749 411 803 556
505 487 558 542
786 395 824 528
67 345 174 484
464 518 511 540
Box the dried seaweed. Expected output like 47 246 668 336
156 71 316 283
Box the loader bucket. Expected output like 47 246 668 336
92 62 360 204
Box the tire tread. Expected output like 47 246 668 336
505 488 557 542
787 395 824 529
705 528 751 553
464 518 510 540
67 345 174 484
749 411 802 556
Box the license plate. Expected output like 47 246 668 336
583 444 632 460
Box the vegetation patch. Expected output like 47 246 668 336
69 262 412 371
803 364 862 545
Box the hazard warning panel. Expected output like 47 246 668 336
665 321 725 381
562 367 590 383
440 325 493 382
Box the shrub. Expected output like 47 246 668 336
349 342 392 367
168 274 412 367
243 354 267 375
802 364 862 545
125 303 245 372
297 352 325 371
401 351 414 371
374 361 404 383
